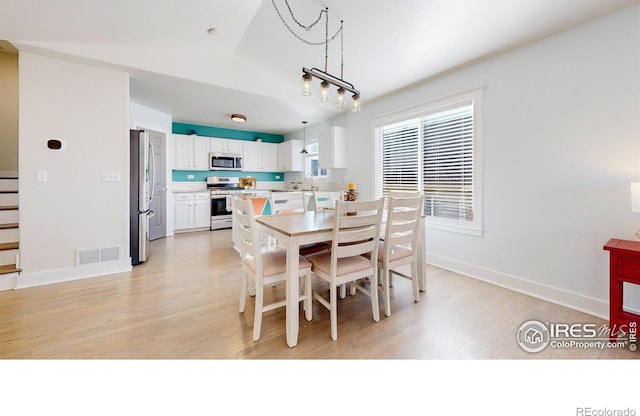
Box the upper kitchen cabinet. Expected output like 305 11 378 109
243 141 279 172
174 134 210 170
318 127 347 169
210 137 242 154
278 140 304 172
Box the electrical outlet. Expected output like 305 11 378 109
37 170 48 182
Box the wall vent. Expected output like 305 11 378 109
100 246 120 262
76 246 120 266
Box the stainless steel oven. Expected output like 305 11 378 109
207 177 242 230
210 194 233 230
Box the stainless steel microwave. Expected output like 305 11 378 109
209 152 242 171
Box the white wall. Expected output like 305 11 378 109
302 6 640 318
18 52 131 287
130 102 175 235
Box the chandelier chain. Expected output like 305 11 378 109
283 0 324 31
271 0 343 47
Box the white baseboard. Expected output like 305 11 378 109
426 253 609 320
16 259 133 289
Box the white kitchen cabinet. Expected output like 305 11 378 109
242 141 279 171
174 192 210 232
194 192 211 228
174 134 210 170
318 127 347 169
174 193 194 231
278 140 304 172
262 142 279 172
210 137 243 154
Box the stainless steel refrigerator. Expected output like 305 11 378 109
130 129 155 265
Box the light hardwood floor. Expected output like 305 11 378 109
0 229 638 359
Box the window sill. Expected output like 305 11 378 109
426 221 482 237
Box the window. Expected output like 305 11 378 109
305 140 328 178
374 88 482 236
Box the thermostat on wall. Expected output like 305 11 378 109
47 139 65 150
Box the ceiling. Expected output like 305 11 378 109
1 0 638 135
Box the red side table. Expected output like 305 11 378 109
603 238 640 339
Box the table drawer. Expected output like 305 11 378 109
618 256 640 282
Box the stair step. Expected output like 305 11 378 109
0 242 19 251
0 210 19 223
0 248 18 265
0 205 18 211
0 264 21 275
0 178 18 192
0 193 18 206
0 227 19 244
0 223 18 230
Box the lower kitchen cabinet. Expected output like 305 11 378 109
174 192 210 232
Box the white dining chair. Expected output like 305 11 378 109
270 190 329 256
313 190 344 211
305 198 384 340
378 193 424 317
270 191 307 214
234 197 313 341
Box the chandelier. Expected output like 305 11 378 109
272 0 361 112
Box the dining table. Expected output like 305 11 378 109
255 209 426 348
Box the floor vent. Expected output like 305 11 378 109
76 246 120 266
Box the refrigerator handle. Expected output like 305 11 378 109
148 138 156 203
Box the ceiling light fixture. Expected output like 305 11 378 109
300 121 308 154
272 1 361 112
231 114 246 123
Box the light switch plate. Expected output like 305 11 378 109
102 171 121 182
37 170 48 182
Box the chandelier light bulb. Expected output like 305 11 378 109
351 93 361 112
320 81 331 102
301 73 313 96
336 88 346 108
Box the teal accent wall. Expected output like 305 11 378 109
172 170 284 182
173 122 283 143
172 122 285 182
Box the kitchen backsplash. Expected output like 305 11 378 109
171 180 349 192
172 182 208 192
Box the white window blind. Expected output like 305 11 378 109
423 105 474 221
378 119 421 197
374 89 482 235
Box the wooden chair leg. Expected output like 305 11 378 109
370 271 380 322
239 271 248 313
330 284 338 340
383 267 391 317
411 260 420 302
304 270 312 321
253 285 263 341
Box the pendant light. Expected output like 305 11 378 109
300 121 308 154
